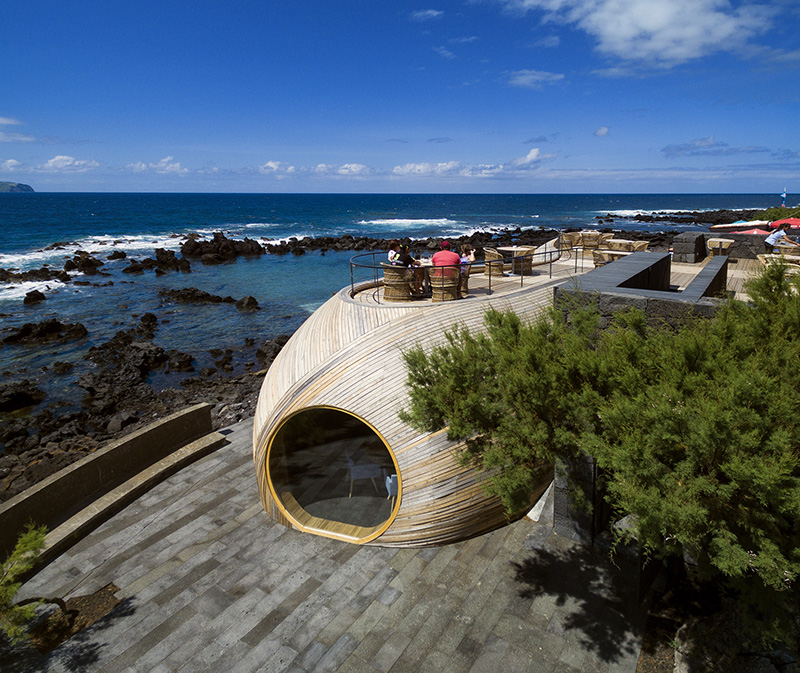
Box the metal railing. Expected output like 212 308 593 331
349 246 565 303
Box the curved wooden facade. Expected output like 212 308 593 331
253 250 569 547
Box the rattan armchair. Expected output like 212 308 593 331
483 247 505 277
429 264 461 302
381 262 414 302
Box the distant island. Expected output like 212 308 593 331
0 181 34 193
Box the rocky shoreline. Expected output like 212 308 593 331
0 209 752 502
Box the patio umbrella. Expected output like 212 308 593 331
732 228 771 235
770 218 800 228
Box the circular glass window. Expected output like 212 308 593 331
267 407 399 541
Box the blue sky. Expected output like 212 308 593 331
2 0 799 193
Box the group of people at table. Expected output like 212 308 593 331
387 240 475 297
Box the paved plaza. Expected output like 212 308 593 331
8 418 647 673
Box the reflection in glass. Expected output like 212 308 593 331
269 408 397 534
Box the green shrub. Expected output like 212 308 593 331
401 265 800 647
0 525 46 643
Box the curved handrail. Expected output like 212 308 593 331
349 241 564 299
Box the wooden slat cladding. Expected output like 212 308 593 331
253 248 578 546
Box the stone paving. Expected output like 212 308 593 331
7 418 647 673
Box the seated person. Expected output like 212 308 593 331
392 244 424 294
387 239 400 263
460 244 475 265
432 241 461 269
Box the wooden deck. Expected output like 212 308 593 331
353 253 762 307
350 260 585 306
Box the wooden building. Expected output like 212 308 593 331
252 249 569 546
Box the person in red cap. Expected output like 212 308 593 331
431 240 460 267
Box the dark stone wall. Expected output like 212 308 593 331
674 231 767 261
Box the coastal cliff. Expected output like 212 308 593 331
0 182 34 193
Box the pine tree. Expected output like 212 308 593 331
401 263 800 647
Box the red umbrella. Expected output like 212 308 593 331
769 217 800 228
732 228 772 235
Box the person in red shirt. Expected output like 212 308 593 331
431 240 461 267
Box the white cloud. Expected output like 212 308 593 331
392 161 463 176
151 156 188 174
411 9 444 21
594 126 609 136
259 160 296 174
661 134 770 158
0 131 36 143
1 159 22 171
500 0 774 66
507 69 565 88
510 148 543 166
39 155 99 172
434 46 456 59
391 150 556 179
535 35 560 48
337 163 371 176
0 117 23 126
125 156 189 174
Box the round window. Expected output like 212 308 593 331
267 407 399 541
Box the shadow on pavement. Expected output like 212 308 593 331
0 597 137 673
511 531 646 665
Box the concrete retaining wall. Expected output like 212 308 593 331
0 403 218 559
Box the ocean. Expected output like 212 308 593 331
0 192 782 406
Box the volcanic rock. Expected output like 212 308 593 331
122 260 145 274
180 232 265 262
154 248 191 273
0 267 71 284
167 350 194 372
106 411 138 434
2 319 88 345
256 335 290 367
236 296 260 311
158 288 236 304
52 361 74 375
64 251 104 275
0 380 46 412
23 290 46 304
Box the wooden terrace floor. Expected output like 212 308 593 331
352 254 764 307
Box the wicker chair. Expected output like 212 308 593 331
632 240 649 252
483 247 505 277
460 263 473 295
511 247 534 275
381 262 413 302
429 265 461 302
605 239 633 252
556 232 580 250
579 231 601 249
592 250 611 268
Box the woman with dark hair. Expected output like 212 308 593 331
392 244 424 295
387 239 401 263
765 223 800 253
